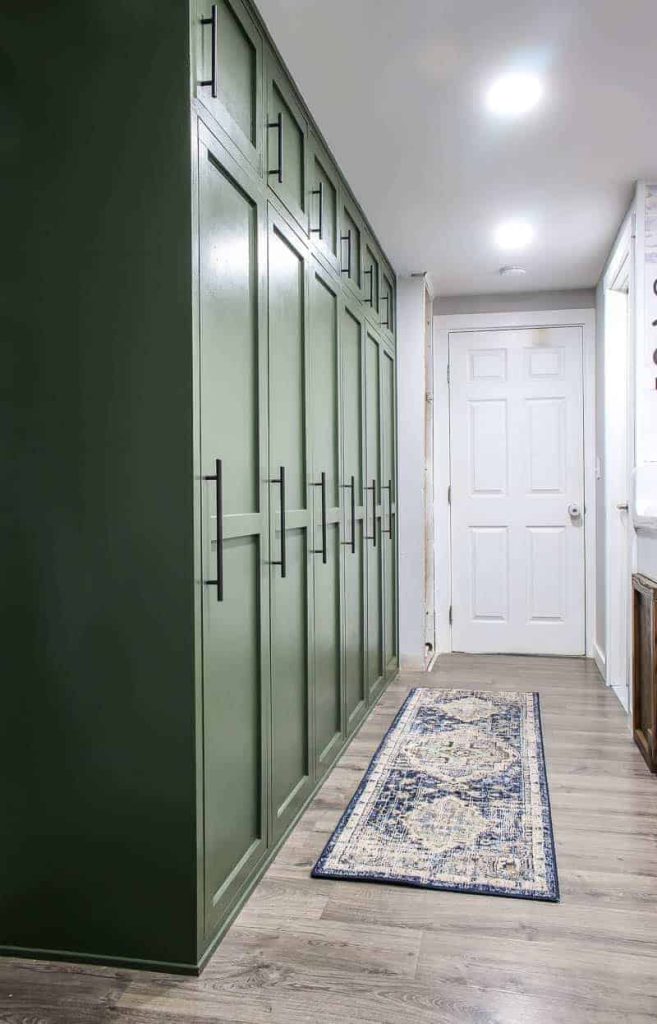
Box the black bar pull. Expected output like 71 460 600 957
267 112 283 183
310 180 324 237
381 293 390 328
341 476 356 554
200 4 218 98
203 458 223 601
365 478 377 547
364 266 374 306
271 466 286 577
312 472 327 564
340 229 351 276
382 479 393 539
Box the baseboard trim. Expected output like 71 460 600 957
0 944 199 976
592 641 606 681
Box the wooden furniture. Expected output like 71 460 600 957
632 573 657 771
1 0 398 974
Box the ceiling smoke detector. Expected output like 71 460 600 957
498 265 527 277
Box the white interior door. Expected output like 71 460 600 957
449 327 585 655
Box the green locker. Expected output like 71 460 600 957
340 198 363 296
309 135 340 274
309 260 344 774
267 208 314 840
365 325 385 704
381 344 399 680
363 239 380 321
267 57 308 232
341 300 367 731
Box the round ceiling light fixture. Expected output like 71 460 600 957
494 219 534 251
486 72 543 117
499 265 527 277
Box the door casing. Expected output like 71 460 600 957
434 307 597 657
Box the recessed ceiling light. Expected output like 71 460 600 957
494 219 534 251
486 72 542 116
499 265 527 277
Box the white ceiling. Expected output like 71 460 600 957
257 0 657 296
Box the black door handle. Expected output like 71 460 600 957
364 266 373 306
381 294 390 328
382 479 393 539
311 180 324 237
200 4 218 98
267 112 283 183
271 466 286 577
204 458 223 601
340 229 352 276
365 479 377 547
341 476 356 554
312 471 327 564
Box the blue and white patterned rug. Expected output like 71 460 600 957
312 688 559 901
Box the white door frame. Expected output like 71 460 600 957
602 210 636 708
434 308 596 656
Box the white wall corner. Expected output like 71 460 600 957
592 640 606 682
397 276 427 668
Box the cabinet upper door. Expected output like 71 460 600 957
363 238 380 323
308 135 340 272
266 57 308 231
340 198 362 297
380 265 395 342
195 0 263 170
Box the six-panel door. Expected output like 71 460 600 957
198 132 269 939
309 259 344 773
267 208 314 840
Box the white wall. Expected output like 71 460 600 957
397 277 427 670
435 289 596 316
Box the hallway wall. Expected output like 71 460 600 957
434 289 595 316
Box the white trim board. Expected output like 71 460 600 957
433 308 597 656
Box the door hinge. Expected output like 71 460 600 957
448 605 453 626
447 485 451 505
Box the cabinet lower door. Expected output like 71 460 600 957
341 301 366 732
309 260 343 776
381 345 398 679
198 134 269 940
365 326 384 703
268 210 314 841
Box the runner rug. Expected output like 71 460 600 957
312 688 559 901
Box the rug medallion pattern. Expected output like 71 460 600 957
312 688 559 901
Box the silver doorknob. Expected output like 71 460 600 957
616 502 629 511
568 503 582 518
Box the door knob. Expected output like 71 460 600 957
616 501 629 511
568 503 582 518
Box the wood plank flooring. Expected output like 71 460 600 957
2 655 657 1023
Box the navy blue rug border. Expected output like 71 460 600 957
311 687 560 903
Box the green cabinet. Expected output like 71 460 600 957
309 135 340 273
198 128 270 940
365 324 385 703
341 300 367 731
267 57 308 231
309 259 344 773
2 0 397 976
195 0 263 169
267 209 314 839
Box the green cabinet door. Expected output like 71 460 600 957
381 266 395 342
267 57 308 232
194 0 263 170
381 344 398 680
364 325 384 704
363 240 380 324
341 300 367 732
340 198 362 297
309 260 343 776
308 135 340 273
198 129 269 941
268 208 314 840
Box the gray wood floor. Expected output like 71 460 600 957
3 655 657 1023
